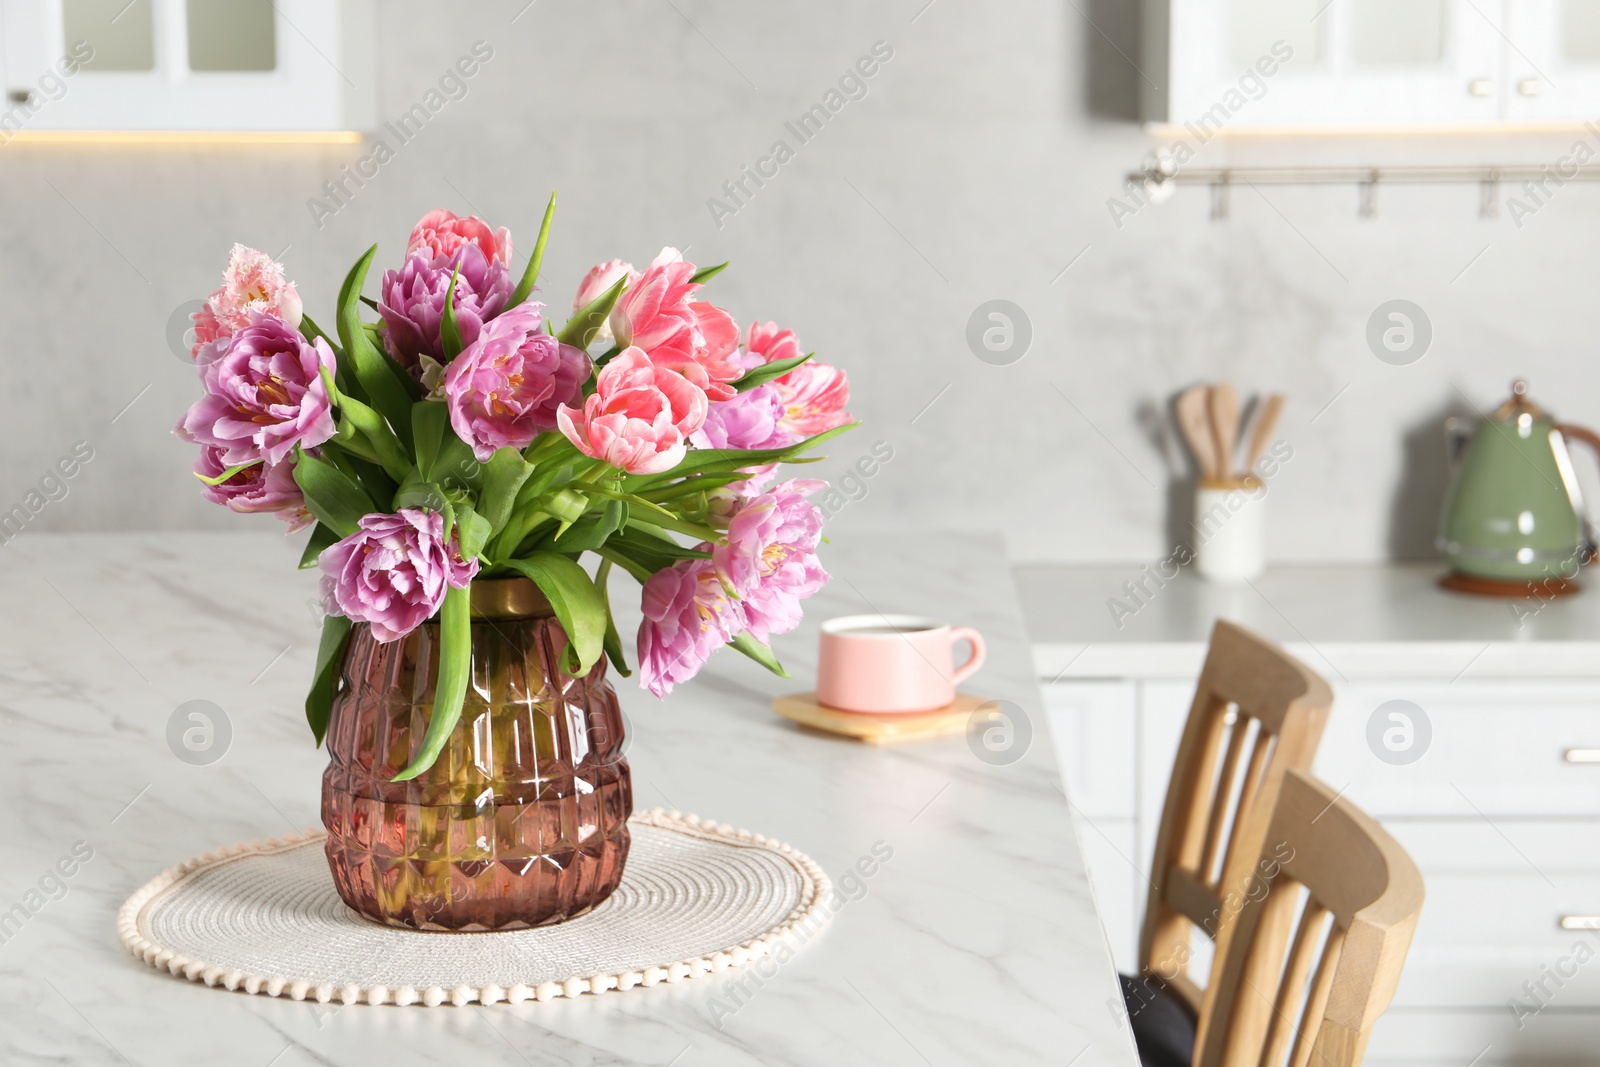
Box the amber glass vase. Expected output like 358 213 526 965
321 577 632 931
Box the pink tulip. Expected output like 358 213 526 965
637 557 746 697
609 248 700 367
189 244 303 359
745 321 802 367
573 259 634 311
571 258 635 346
407 208 512 266
444 303 591 461
775 361 852 437
557 347 708 474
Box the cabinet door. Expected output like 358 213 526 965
1159 0 1506 126
1504 0 1600 121
1043 681 1137 819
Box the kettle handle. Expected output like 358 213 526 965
1556 423 1600 457
1556 423 1600 559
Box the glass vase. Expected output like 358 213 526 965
321 577 632 931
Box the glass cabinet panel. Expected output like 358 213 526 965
1351 0 1448 65
63 0 156 71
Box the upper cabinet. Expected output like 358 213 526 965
1144 0 1600 128
0 0 374 135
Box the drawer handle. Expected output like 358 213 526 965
1564 748 1600 763
1560 916 1600 930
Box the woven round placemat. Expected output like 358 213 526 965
118 808 831 1006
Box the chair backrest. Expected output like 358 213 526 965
1197 770 1425 1067
1137 620 1333 1022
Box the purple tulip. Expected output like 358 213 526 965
377 244 513 376
637 557 746 698
193 444 312 532
712 479 829 644
318 509 479 643
444 302 592 461
689 384 794 452
178 313 336 467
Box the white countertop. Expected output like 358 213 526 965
0 530 1136 1067
1018 563 1600 682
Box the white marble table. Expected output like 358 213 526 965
0 530 1136 1067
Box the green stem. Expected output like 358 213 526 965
392 585 471 781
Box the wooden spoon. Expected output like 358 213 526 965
1208 383 1240 482
1243 393 1285 476
1176 385 1219 482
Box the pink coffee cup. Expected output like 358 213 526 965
816 614 987 714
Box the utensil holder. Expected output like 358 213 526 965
1194 479 1266 583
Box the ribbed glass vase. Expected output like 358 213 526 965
321 577 632 931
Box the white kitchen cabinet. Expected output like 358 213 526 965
0 0 375 134
1026 563 1600 1064
1145 0 1600 128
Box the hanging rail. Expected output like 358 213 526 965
1122 163 1600 218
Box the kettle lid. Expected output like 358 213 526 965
1490 378 1548 422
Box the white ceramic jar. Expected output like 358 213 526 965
1193 480 1267 582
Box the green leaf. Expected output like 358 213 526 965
689 261 728 285
729 632 789 678
594 545 654 584
499 552 607 676
594 560 631 678
392 585 471 780
392 473 451 515
298 522 341 569
558 274 627 350
636 472 747 503
321 367 412 482
733 352 814 393
292 451 376 537
305 614 352 746
299 313 341 355
509 191 557 307
193 460 260 486
412 400 451 478
337 244 420 451
455 503 492 559
544 499 624 554
477 447 534 533
628 422 857 489
440 266 464 360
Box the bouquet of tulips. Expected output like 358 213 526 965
175 198 852 778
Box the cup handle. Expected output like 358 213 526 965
947 627 987 687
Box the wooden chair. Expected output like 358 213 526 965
1129 620 1333 1052
1196 770 1425 1066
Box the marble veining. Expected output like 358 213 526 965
0 529 1137 1066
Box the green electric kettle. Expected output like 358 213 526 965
1438 380 1600 594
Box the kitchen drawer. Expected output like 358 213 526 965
1071 816 1140 973
1386 820 1600 1010
1315 683 1600 817
1140 680 1600 819
1367 1007 1600 1064
1044 681 1137 819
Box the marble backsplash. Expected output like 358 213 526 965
2 0 1597 565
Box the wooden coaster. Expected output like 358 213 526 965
1439 571 1581 598
771 692 990 745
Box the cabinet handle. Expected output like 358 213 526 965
1560 916 1600 930
1518 78 1543 97
1564 748 1600 763
1468 79 1494 97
